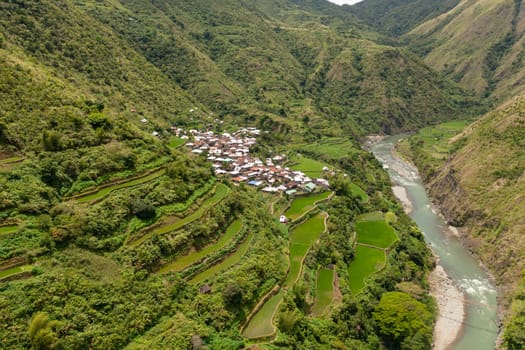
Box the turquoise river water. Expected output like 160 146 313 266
370 135 499 349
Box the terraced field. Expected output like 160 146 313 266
75 168 166 203
295 137 359 159
311 268 335 316
189 231 254 285
284 192 331 221
358 211 384 221
347 212 398 294
396 120 471 163
350 183 368 203
0 265 33 281
0 156 24 164
158 219 242 274
242 211 328 340
241 290 283 339
348 246 385 294
285 212 326 286
0 225 18 235
168 137 186 149
355 220 397 248
129 183 230 246
290 154 329 178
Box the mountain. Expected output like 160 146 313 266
404 0 525 101
347 0 462 36
0 0 479 149
344 0 525 346
350 0 525 104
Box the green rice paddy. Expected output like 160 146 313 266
294 137 359 159
355 219 397 248
76 168 166 203
311 268 334 316
168 137 186 149
130 184 230 246
241 290 284 339
290 154 329 178
290 212 326 246
0 156 24 164
357 211 384 221
347 246 385 294
0 225 18 235
0 265 33 280
286 243 310 287
398 120 471 162
350 183 368 202
284 192 331 221
283 216 325 288
158 219 242 273
189 231 254 285
242 212 327 339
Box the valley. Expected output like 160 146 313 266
1 0 523 349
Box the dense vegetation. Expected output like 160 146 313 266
347 0 461 36
0 0 491 348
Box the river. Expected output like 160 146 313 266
368 135 499 350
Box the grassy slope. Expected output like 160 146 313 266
405 0 525 101
348 0 461 36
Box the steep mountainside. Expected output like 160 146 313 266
0 0 479 148
427 97 524 292
347 0 461 36
405 0 525 101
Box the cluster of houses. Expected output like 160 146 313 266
171 126 330 195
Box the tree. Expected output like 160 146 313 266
132 199 156 219
28 312 60 350
42 131 61 151
222 282 243 307
372 292 433 349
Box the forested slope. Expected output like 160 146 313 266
347 0 461 36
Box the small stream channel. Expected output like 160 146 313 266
369 135 499 349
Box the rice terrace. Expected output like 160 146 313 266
348 212 398 294
311 267 335 316
242 205 329 340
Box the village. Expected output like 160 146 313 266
171 126 331 197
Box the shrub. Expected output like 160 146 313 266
131 199 156 219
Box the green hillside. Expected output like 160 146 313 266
348 0 461 36
403 0 525 102
0 0 481 348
